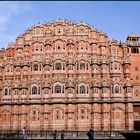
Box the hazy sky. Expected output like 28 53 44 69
0 1 140 48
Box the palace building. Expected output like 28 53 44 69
0 20 139 131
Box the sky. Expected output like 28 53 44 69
0 1 140 48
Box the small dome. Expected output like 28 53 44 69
124 82 132 87
128 33 139 38
92 80 99 87
13 81 20 89
101 81 109 87
43 81 51 88
44 59 51 66
21 82 28 89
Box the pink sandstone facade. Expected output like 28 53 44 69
0 19 139 131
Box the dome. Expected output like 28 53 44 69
101 81 109 87
124 82 132 87
42 81 51 89
21 82 28 89
91 80 99 87
128 33 139 38
44 59 51 66
13 81 20 89
66 39 75 45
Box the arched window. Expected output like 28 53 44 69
111 85 114 93
34 64 38 71
115 85 119 93
36 29 41 35
80 62 85 70
55 62 62 70
4 88 8 96
7 66 10 73
114 63 118 70
80 85 86 94
32 86 38 95
111 47 117 55
54 84 61 93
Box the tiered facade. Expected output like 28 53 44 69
0 20 135 131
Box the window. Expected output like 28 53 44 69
110 64 113 70
111 85 114 93
68 65 73 70
55 62 62 70
127 48 129 53
115 86 119 93
131 47 139 53
16 67 20 72
80 63 85 70
135 90 139 96
33 110 36 115
80 85 86 94
22 89 26 95
114 63 118 70
58 46 60 49
32 86 37 95
80 28 84 33
58 29 61 34
81 109 85 114
81 109 85 119
34 64 38 71
93 87 98 93
15 89 18 95
54 84 61 93
44 88 49 94
24 67 28 72
112 47 116 55
4 88 8 96
126 87 132 93
36 29 41 35
102 87 107 93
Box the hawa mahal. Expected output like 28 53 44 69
0 20 140 131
